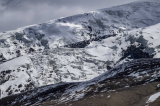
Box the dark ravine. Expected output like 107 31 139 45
1 58 160 106
64 34 117 48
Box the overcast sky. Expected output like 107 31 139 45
0 0 138 32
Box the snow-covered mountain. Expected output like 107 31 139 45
1 0 160 99
1 58 160 106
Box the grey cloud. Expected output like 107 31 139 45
0 0 138 32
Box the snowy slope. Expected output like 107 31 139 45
1 0 160 99
1 58 160 106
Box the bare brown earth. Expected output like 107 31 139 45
39 81 160 106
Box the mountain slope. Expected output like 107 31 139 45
1 58 160 106
1 0 160 99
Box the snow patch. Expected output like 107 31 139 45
0 55 30 72
147 92 160 103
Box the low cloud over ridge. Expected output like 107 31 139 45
0 0 137 32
